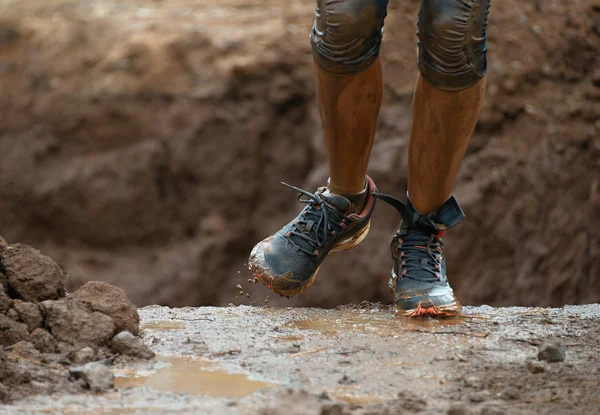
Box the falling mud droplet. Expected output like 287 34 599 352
235 285 243 290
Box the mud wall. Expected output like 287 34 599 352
0 0 598 308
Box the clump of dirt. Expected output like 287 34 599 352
1 244 66 302
0 239 154 403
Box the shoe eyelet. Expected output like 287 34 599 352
313 250 320 256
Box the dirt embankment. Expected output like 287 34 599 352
0 0 598 308
0 240 153 403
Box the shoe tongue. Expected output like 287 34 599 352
319 189 351 214
403 231 430 242
400 232 439 280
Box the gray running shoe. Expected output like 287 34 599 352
374 193 465 317
249 176 378 297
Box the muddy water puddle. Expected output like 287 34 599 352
113 355 275 397
285 310 470 337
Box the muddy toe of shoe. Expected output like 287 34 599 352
395 292 461 318
248 236 317 298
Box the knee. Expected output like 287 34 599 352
417 0 491 91
310 0 389 76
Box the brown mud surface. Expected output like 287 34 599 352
0 0 598 309
2 303 599 414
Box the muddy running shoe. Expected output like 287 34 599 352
249 177 378 297
374 193 465 317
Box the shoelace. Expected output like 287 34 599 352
281 183 350 258
394 231 444 283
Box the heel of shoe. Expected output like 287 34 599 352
331 221 371 253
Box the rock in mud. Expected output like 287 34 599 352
111 331 155 359
0 244 66 302
526 359 549 374
43 298 115 348
0 314 29 346
12 300 43 332
538 341 566 362
30 328 58 353
0 235 8 250
69 362 114 392
71 281 140 335
70 347 95 364
9 341 42 360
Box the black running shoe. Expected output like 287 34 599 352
249 177 378 297
374 193 465 317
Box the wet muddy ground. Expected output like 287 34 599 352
2 303 599 414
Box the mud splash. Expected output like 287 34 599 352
113 355 275 397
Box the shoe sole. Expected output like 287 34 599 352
331 220 371 253
395 301 462 318
390 269 461 318
249 221 371 298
